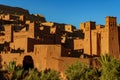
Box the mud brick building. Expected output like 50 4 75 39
0 5 120 72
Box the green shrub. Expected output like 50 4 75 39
5 61 16 72
23 69 41 80
40 69 61 80
65 61 100 80
98 54 120 80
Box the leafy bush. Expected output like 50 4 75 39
4 61 61 80
5 61 16 72
23 69 41 80
65 61 100 80
40 69 61 80
98 54 120 80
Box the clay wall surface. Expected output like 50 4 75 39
58 57 91 72
0 36 5 44
91 30 98 55
84 30 91 55
34 45 61 71
0 53 43 71
80 23 85 32
4 25 13 42
65 24 75 33
106 16 120 57
84 22 96 55
28 22 35 38
14 31 28 40
73 39 84 50
97 28 108 55
0 53 92 73
10 37 27 52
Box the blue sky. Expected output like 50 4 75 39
0 0 120 28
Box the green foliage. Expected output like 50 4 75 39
21 69 61 80
40 69 61 80
23 69 41 80
12 65 23 80
65 61 100 80
5 61 61 80
4 61 23 80
5 61 16 72
98 54 120 80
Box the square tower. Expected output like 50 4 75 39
85 21 96 31
102 16 119 58
105 16 117 27
84 21 96 55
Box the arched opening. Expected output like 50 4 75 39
23 55 34 70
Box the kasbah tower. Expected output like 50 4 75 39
0 4 120 73
82 16 119 58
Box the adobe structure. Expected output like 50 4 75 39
0 5 120 72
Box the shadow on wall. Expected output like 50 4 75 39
0 55 2 69
11 48 24 53
0 42 10 53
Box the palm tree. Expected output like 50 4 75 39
65 61 100 80
98 54 120 80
